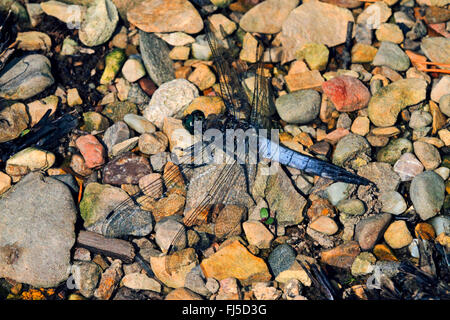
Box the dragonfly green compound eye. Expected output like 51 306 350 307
182 110 206 135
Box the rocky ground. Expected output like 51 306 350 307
0 0 449 301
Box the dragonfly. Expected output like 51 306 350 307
102 23 374 275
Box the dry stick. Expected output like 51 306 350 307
76 230 135 263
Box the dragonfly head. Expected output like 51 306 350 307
182 110 206 135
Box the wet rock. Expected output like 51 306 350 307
6 147 55 177
144 79 198 128
201 240 271 286
372 42 410 72
102 101 138 122
0 54 54 100
384 221 413 249
413 141 441 170
121 273 161 292
322 76 371 112
393 152 424 181
267 243 296 277
336 199 365 216
150 248 198 288
321 241 360 269
103 152 152 185
102 121 130 153
0 172 76 287
155 218 186 253
76 135 106 168
71 261 102 298
410 171 445 221
357 162 400 193
355 213 391 250
351 252 376 276
79 0 119 47
368 79 427 127
281 1 354 62
376 137 412 165
240 0 298 34
380 191 407 215
100 48 126 85
94 260 123 300
127 0 203 34
332 133 371 168
275 89 321 124
350 116 370 136
0 103 29 143
243 221 274 249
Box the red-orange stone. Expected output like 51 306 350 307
75 135 106 169
322 75 371 112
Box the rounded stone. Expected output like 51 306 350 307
384 220 413 249
275 90 321 124
410 171 445 221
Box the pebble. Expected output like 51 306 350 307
240 32 263 63
185 96 226 118
252 282 282 300
121 273 161 293
0 172 11 195
275 89 320 124
201 241 271 286
0 54 54 100
375 23 404 44
421 37 450 70
393 152 424 181
332 133 371 168
410 171 445 220
377 138 413 165
336 199 365 216
240 0 299 34
122 56 146 83
351 43 378 63
431 76 450 103
243 221 274 249
26 2 44 27
76 135 106 169
384 221 413 249
16 31 52 51
144 79 199 128
123 114 156 134
409 110 432 129
356 2 392 28
368 79 427 127
67 88 83 107
413 141 442 171
94 260 123 300
208 13 237 39
79 0 119 47
322 76 370 112
156 32 195 46
215 205 247 240
372 42 410 72
81 112 109 133
6 147 55 177
191 35 213 60
102 101 138 123
169 46 190 61
102 121 130 153
102 152 152 185
139 132 169 155
380 191 407 215
155 218 187 253
434 166 450 180
101 48 126 85
355 213 392 250
358 162 401 193
309 216 339 235
0 103 29 143
281 1 354 62
285 70 324 91
71 261 102 298
267 244 296 277
295 43 329 71
216 277 241 300
40 1 83 25
127 0 203 34
110 137 139 157
350 116 370 136
139 30 175 86
187 65 216 91
325 182 352 206
429 215 450 236
0 172 76 287
166 287 203 300
321 241 360 269
351 252 376 276
439 94 450 118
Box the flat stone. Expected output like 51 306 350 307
375 23 404 44
281 1 354 62
121 273 161 292
0 172 76 287
243 220 274 249
321 241 360 269
127 0 203 34
0 54 54 100
421 37 450 71
76 135 106 168
200 240 271 286
123 114 156 134
322 75 371 112
284 70 324 92
413 141 441 170
122 56 146 83
16 31 52 51
71 261 102 298
0 103 29 143
351 43 378 63
377 138 413 165
332 133 371 168
355 213 392 250
187 64 216 91
102 121 130 153
94 260 123 300
154 218 186 253
165 287 203 300
380 191 407 215
102 152 152 185
357 162 400 193
356 2 391 28
410 171 445 220
393 152 424 181
373 42 410 72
